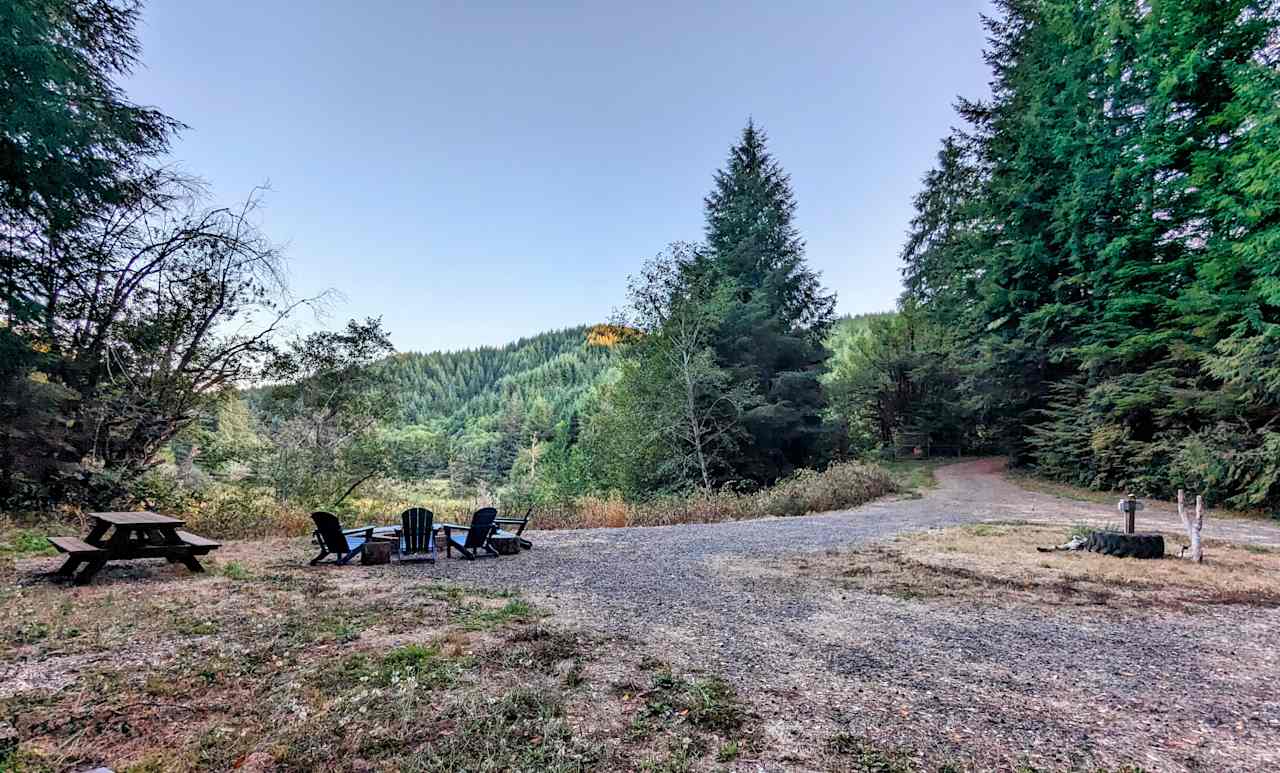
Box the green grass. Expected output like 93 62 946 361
638 669 747 735
878 457 965 495
403 687 598 772
1069 521 1094 540
640 736 704 772
310 644 472 697
221 561 252 580
717 739 740 762
0 528 60 558
452 599 541 631
0 746 53 773
825 733 918 772
684 676 744 734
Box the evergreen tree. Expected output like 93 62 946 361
699 122 841 483
1 0 180 376
903 0 1280 507
823 306 970 454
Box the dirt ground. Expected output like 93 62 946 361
5 459 1280 771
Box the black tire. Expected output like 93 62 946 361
1085 531 1164 560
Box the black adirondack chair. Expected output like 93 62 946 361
442 507 500 560
494 506 533 549
399 507 436 563
310 511 373 566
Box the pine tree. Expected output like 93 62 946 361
1 0 180 379
700 122 841 483
703 120 836 334
903 0 1280 507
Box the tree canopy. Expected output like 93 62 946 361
899 0 1280 508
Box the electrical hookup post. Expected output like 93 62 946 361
1117 494 1143 534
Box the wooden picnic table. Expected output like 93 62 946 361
49 511 221 585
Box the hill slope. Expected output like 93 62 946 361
380 326 613 432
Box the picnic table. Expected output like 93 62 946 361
48 512 221 585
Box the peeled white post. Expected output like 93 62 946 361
1177 489 1205 563
1191 494 1204 563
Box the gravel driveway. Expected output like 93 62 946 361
413 458 1280 772
415 457 1280 634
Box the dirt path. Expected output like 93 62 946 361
948 457 1280 547
416 458 1280 771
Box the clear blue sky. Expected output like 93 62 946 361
126 0 994 352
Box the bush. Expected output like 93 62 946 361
522 461 897 530
3 462 898 544
179 484 311 539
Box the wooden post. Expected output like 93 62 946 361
1177 489 1205 562
1193 494 1204 563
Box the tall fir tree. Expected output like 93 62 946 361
903 0 1280 507
1 0 181 378
699 121 841 484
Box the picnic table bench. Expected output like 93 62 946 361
49 512 221 585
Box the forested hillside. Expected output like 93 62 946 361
370 327 615 488
381 327 611 428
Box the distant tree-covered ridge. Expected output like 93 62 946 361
330 326 618 489
379 326 613 428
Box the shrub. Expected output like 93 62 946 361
3 461 897 543
526 461 897 531
182 483 311 539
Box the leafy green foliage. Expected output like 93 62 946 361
252 318 397 507
823 306 970 454
903 0 1280 509
579 244 750 495
0 0 313 508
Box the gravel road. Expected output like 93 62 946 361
411 458 1280 772
416 457 1280 634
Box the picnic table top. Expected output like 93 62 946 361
90 511 184 527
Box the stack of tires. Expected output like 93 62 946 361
1085 531 1165 559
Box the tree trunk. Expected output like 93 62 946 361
1177 489 1205 562
681 351 713 496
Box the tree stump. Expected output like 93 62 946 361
489 533 521 555
361 541 392 565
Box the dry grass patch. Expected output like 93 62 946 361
1006 472 1273 522
1 461 898 545
800 521 1280 611
1 547 760 772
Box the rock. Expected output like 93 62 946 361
0 722 16 758
235 752 275 772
